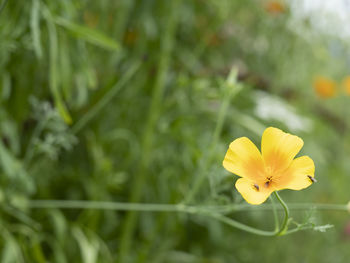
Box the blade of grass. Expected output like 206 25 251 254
184 68 242 204
0 0 8 14
43 6 72 124
30 0 42 59
113 0 134 41
71 62 141 134
118 1 180 261
54 16 120 51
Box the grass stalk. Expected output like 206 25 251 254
71 62 141 134
118 1 180 261
184 68 241 204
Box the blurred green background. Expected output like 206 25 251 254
1 0 350 262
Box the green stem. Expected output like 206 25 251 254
28 199 347 237
270 195 279 231
28 200 276 236
184 68 241 204
29 200 184 212
118 1 180 260
273 191 290 236
283 225 313 235
24 115 49 166
27 200 348 213
71 62 140 134
214 203 348 213
207 213 276 236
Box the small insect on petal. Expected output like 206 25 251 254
253 184 260 191
307 175 317 183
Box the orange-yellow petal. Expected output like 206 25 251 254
223 137 264 181
235 178 273 205
261 127 303 172
277 156 315 190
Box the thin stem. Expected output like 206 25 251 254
274 203 347 211
28 200 277 236
184 68 241 204
24 117 49 166
118 1 180 260
273 191 290 236
214 203 348 213
3 205 41 230
27 200 349 212
207 213 276 236
269 195 279 231
283 225 313 235
28 199 348 237
29 200 183 212
71 62 141 134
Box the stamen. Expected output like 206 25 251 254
264 176 272 188
307 175 317 183
253 184 259 191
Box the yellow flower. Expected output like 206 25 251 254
342 76 350 95
313 76 337 98
223 127 315 205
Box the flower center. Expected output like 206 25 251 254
264 166 274 188
265 176 273 188
252 167 277 192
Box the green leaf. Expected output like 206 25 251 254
0 140 26 179
2 231 25 263
72 227 100 263
30 0 42 58
43 8 73 125
54 17 120 51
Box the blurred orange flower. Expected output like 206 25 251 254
223 127 315 205
313 76 337 98
265 1 286 14
342 76 350 95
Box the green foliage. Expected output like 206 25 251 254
1 0 350 262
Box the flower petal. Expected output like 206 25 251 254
277 156 315 190
223 137 264 180
235 178 273 205
261 127 304 172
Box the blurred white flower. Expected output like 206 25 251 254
288 0 350 39
254 91 313 132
